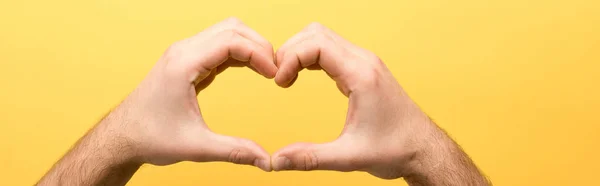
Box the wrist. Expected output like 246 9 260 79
405 124 455 184
404 121 489 186
37 106 144 186
92 110 142 166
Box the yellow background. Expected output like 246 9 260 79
1 0 598 185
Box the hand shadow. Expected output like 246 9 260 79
194 58 262 94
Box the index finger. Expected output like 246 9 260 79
274 24 361 95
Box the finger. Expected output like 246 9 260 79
198 17 275 73
275 30 310 67
195 59 258 93
217 58 260 75
222 32 277 78
185 30 276 83
274 34 350 88
271 140 366 172
276 23 357 68
198 132 272 172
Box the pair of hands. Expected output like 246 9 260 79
113 18 432 179
40 17 489 186
37 19 489 185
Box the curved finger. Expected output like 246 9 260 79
276 22 360 67
198 17 275 68
274 34 350 88
275 30 310 67
273 39 317 87
223 31 277 78
184 30 276 84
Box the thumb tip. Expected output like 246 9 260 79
271 156 292 171
253 159 272 172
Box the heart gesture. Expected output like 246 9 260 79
39 18 489 186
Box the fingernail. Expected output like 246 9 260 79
273 157 291 171
270 70 277 79
253 159 271 172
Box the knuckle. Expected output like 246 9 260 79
165 40 182 53
299 151 319 171
306 22 325 31
312 31 329 41
224 17 243 26
358 66 381 87
307 31 333 47
303 37 320 50
366 53 384 66
304 33 329 51
353 53 385 88
306 30 323 40
304 23 326 38
221 17 243 34
228 148 243 164
163 40 185 62
219 29 240 43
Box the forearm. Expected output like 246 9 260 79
406 122 490 186
38 114 141 186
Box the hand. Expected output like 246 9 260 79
271 23 488 185
38 18 277 185
104 17 276 171
271 22 423 177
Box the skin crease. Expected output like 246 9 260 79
38 18 277 186
37 18 490 186
270 23 491 185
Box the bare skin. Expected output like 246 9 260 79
37 18 276 186
270 23 490 186
38 18 490 186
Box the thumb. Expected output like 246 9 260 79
197 132 272 172
271 139 366 172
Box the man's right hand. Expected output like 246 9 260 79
271 23 490 186
116 17 276 169
38 17 277 186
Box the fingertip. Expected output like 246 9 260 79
263 52 278 79
209 134 273 171
274 69 296 88
254 159 273 172
240 140 272 172
274 70 287 87
264 65 277 79
272 156 291 171
251 52 277 79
